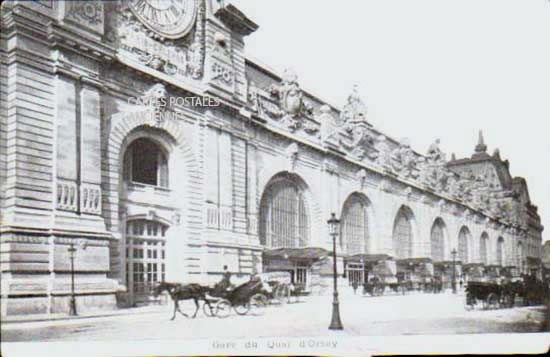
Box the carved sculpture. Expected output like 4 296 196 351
318 105 339 145
141 83 168 126
426 139 446 165
269 68 314 132
338 86 378 160
390 139 419 179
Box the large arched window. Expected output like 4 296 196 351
393 207 413 259
480 232 489 265
497 237 505 266
430 218 446 262
458 227 471 263
259 177 309 249
123 138 168 187
341 194 369 255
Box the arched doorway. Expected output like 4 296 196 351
120 134 175 306
341 193 370 286
259 173 312 288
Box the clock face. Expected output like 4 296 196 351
129 0 198 39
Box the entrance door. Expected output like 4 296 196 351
346 263 364 286
126 219 167 305
295 266 308 287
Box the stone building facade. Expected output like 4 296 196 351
0 0 544 315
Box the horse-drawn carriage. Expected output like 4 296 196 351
464 275 549 311
464 281 514 310
362 275 411 296
203 277 269 318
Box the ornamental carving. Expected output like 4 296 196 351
105 0 205 80
246 80 319 137
269 68 314 132
66 1 103 26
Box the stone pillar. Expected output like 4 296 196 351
246 143 258 240
219 129 233 232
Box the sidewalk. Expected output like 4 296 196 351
1 304 168 325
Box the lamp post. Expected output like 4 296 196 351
327 212 343 330
451 248 457 294
68 243 77 316
68 240 87 316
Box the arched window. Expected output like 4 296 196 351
430 218 446 261
341 194 369 255
259 177 309 248
123 138 168 187
393 207 413 259
480 233 489 265
458 227 470 263
125 219 168 297
497 237 505 266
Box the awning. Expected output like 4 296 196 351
345 253 392 264
262 247 329 261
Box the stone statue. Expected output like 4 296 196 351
338 86 377 160
426 139 445 164
141 83 168 126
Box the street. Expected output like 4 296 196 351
1 292 547 342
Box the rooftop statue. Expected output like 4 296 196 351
339 86 378 161
426 138 446 165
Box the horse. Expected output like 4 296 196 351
152 282 214 320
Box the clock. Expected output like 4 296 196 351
129 0 198 39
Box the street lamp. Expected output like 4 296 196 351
68 240 87 316
327 212 343 330
451 248 457 294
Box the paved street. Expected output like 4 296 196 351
1 292 547 342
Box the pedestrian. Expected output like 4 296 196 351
352 280 358 294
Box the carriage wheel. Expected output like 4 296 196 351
250 293 268 315
275 285 289 305
234 301 251 315
203 300 216 317
486 293 499 310
464 293 475 311
215 299 232 318
504 293 515 308
375 285 385 296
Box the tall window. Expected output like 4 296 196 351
517 242 524 272
393 207 413 259
497 237 505 266
430 219 445 262
124 138 168 187
259 178 309 248
458 227 470 263
341 195 369 255
480 233 488 265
